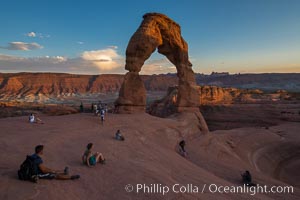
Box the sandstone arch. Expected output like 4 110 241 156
116 13 200 113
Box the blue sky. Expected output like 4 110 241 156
0 0 299 74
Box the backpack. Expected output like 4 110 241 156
18 155 39 183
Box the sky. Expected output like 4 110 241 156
0 0 300 75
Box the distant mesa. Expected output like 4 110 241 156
210 72 230 77
147 86 268 117
0 73 299 103
116 13 200 113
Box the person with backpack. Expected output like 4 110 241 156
18 145 80 182
82 143 105 167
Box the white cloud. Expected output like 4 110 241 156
25 32 50 38
53 56 67 62
0 49 126 74
141 58 176 74
0 50 177 74
35 56 68 63
107 45 118 49
77 41 84 45
81 48 123 70
0 42 43 51
0 54 86 74
26 32 36 37
0 54 67 64
40 34 50 38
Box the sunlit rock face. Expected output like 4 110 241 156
116 13 200 113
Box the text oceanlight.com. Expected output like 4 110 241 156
124 183 294 196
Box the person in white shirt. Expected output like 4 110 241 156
29 113 35 123
29 113 44 124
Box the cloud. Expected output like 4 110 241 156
26 32 36 37
39 34 50 38
0 42 43 51
0 54 67 64
77 41 84 45
38 56 68 63
141 58 176 75
0 54 86 74
0 50 178 75
25 32 50 38
0 47 126 74
81 48 123 70
107 45 118 49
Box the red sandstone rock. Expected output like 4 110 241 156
147 86 267 117
117 13 199 111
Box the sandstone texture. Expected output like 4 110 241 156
115 72 146 113
1 112 299 200
116 13 200 112
147 86 277 117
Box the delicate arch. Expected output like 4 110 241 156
116 13 199 113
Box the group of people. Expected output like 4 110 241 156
92 101 108 124
18 130 125 182
26 112 256 186
92 102 108 115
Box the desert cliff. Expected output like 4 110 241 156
1 72 299 103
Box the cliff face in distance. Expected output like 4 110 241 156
147 86 294 117
0 73 177 102
199 86 264 104
147 86 250 117
196 73 300 92
0 72 299 103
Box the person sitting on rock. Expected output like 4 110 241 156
241 170 256 186
82 143 105 166
31 145 80 180
115 130 125 141
29 113 35 123
29 113 44 124
179 140 187 157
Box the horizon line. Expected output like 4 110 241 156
1 71 300 76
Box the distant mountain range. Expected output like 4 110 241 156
0 72 299 102
195 73 300 92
